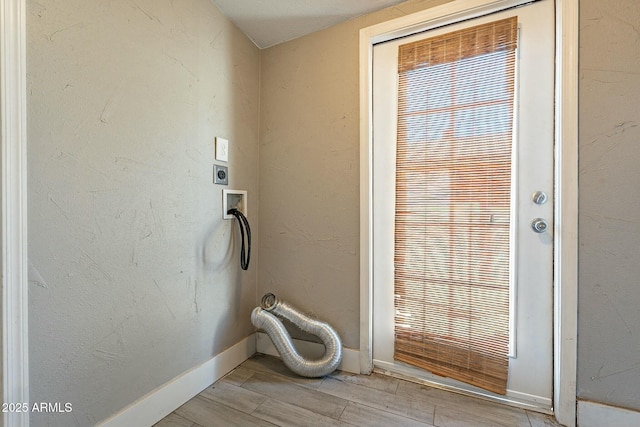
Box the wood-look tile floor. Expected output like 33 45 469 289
155 354 563 427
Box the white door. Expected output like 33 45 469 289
372 0 554 408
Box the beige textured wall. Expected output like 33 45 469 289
32 0 640 422
578 0 640 412
27 0 259 424
259 0 452 349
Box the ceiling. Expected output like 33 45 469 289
210 0 407 48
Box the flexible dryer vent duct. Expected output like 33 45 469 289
251 293 343 377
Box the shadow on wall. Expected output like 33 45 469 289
199 217 245 354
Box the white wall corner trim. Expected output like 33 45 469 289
359 0 579 426
256 331 361 375
97 335 256 427
578 401 640 427
1 0 30 426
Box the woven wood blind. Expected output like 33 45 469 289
394 17 518 395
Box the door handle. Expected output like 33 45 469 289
531 218 549 233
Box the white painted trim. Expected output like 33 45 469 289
359 0 548 380
358 20 374 374
1 0 29 426
359 0 579 425
554 2 579 426
256 331 361 375
97 335 256 427
362 0 540 45
577 401 640 427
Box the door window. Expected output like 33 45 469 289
394 17 518 395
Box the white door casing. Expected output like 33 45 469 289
1 0 30 426
359 0 579 425
372 0 554 409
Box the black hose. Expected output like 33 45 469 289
227 208 251 270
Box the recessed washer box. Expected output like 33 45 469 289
223 189 247 220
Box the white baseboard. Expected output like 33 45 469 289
578 400 640 427
256 331 361 374
97 334 256 427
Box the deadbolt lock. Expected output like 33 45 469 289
532 191 548 205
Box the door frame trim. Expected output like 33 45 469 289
1 0 30 425
358 1 578 425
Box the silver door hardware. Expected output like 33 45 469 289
531 218 549 233
531 191 548 205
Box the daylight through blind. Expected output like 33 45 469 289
393 17 518 395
